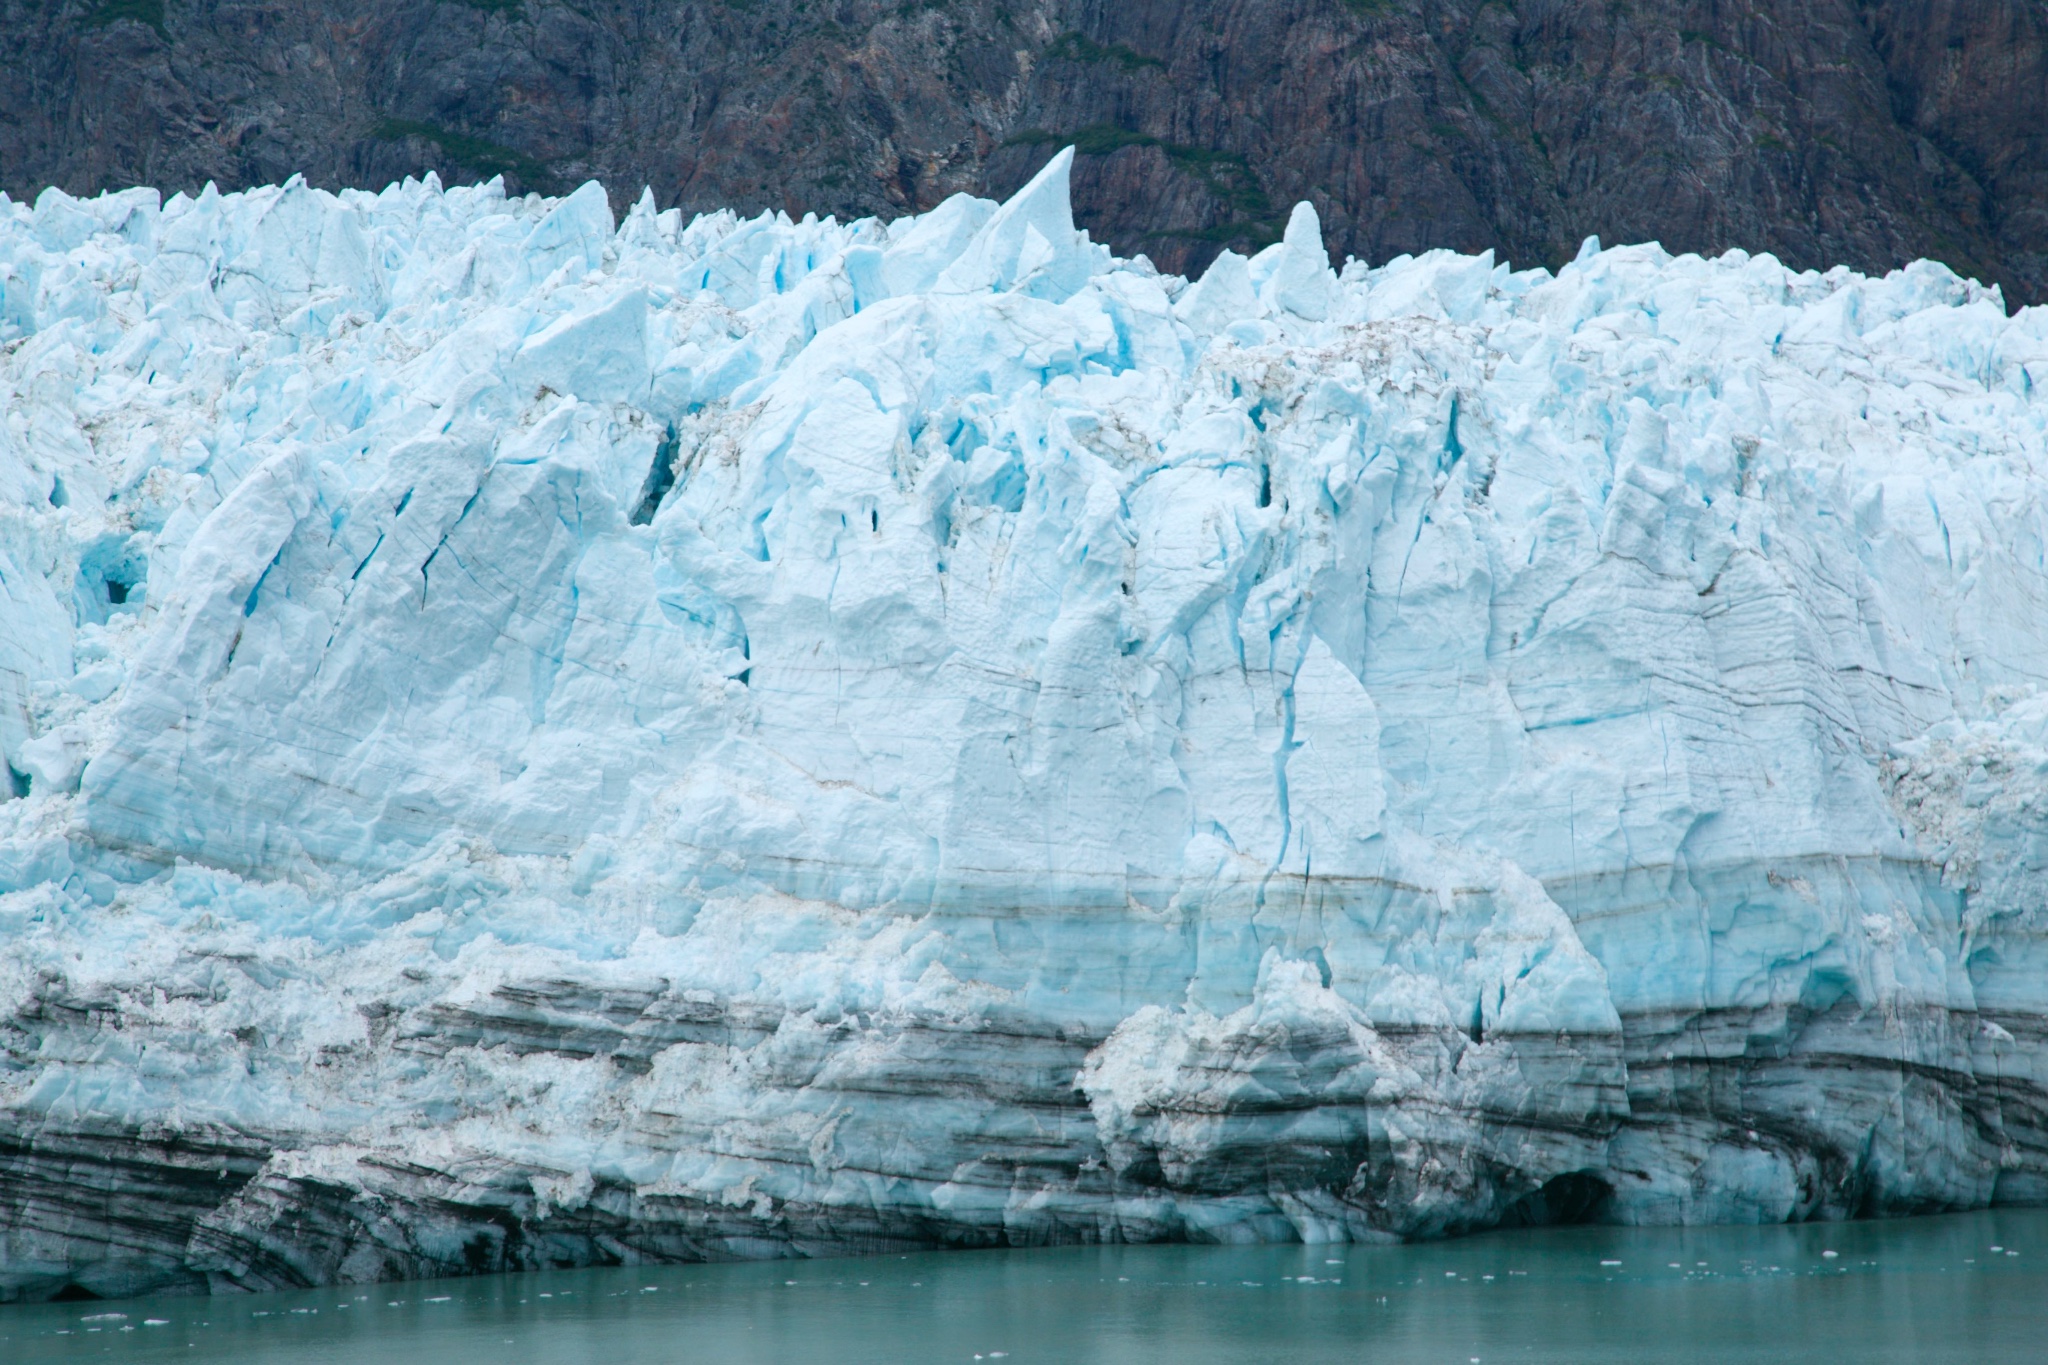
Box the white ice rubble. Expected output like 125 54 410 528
3 150 2048 1291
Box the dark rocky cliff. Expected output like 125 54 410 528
5 1 2047 297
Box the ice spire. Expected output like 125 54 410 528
935 146 1095 298
1267 200 1334 320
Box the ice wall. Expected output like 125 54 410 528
2 153 2046 1298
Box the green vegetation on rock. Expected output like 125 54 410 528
1048 32 1164 71
85 0 166 38
372 119 552 188
1007 124 1283 248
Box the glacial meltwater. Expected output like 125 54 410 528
5 1209 2043 1364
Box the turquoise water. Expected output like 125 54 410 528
4 1209 2043 1363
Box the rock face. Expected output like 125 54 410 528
5 0 2048 301
3 159 2048 1300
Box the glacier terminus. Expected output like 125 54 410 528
1 148 2046 1300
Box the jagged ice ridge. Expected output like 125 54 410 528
2 150 2047 1299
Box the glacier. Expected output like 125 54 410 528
2 148 2047 1300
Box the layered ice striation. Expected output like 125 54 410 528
3 151 2048 1299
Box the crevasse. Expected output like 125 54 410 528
1 149 2045 1299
